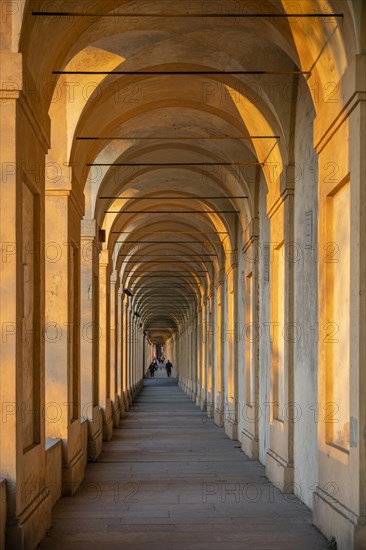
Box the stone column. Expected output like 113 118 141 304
126 306 133 404
122 294 129 412
80 218 102 460
265 183 295 492
195 307 202 407
45 181 88 495
192 316 198 401
312 54 366 549
224 263 239 440
116 288 125 417
133 317 138 392
0 52 53 547
189 325 194 396
109 271 120 427
241 226 260 460
207 288 216 418
98 249 113 441
214 272 225 427
200 299 208 411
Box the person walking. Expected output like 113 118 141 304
165 360 173 378
149 359 157 378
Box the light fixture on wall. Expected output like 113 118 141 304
124 288 133 297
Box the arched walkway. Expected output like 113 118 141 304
1 2 365 549
39 379 326 550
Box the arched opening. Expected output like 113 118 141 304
0 2 364 548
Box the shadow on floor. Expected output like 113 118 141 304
144 376 178 386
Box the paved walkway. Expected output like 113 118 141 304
40 379 327 550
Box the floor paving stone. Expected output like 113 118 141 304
40 379 327 550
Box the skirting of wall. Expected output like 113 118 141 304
62 448 86 496
6 486 51 550
313 487 366 550
225 419 238 440
265 448 294 493
241 429 259 460
0 479 6 550
87 408 103 461
102 399 114 441
112 395 121 428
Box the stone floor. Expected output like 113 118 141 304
40 379 327 550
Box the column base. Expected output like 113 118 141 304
207 401 215 418
214 394 224 427
241 429 259 460
119 395 126 419
62 452 85 496
122 390 129 412
224 419 238 440
102 398 113 441
265 448 294 493
126 388 133 406
313 487 366 550
87 407 103 461
0 480 6 550
112 395 121 428
214 408 224 427
6 486 52 550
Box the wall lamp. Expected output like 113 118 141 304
124 288 133 297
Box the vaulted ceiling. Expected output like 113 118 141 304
17 0 358 343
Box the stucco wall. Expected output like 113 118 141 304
258 176 271 465
293 78 319 509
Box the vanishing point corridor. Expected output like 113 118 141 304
1 2 366 549
39 378 326 550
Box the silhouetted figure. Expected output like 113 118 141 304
165 360 173 377
149 360 157 377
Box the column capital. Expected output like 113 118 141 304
314 54 366 154
81 218 97 238
99 249 109 267
217 267 225 283
242 217 259 252
226 263 238 277
267 182 294 219
45 187 85 219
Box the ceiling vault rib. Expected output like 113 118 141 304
112 232 229 235
77 136 279 140
106 210 239 214
34 12 343 18
89 162 262 166
118 241 222 243
55 70 309 75
100 196 248 199
119 254 216 257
